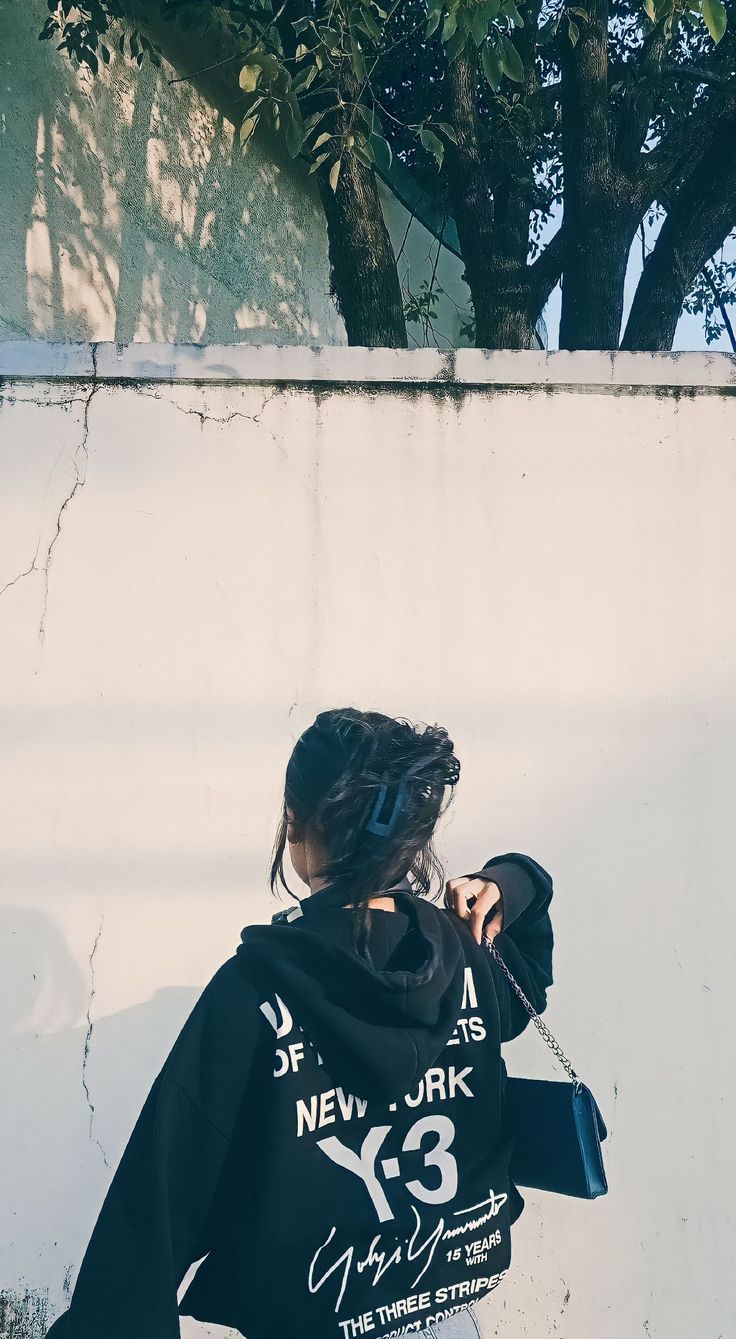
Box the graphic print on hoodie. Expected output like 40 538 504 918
43 854 554 1339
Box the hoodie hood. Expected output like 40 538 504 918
236 882 467 1103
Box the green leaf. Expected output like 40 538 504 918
444 23 469 60
359 6 381 37
308 151 331 173
350 38 367 83
470 2 489 46
354 138 375 168
500 0 524 26
292 63 317 93
442 8 458 40
702 0 727 42
285 99 304 157
369 131 393 173
329 158 342 191
273 66 292 96
286 121 304 157
313 131 333 149
292 15 311 33
239 115 259 149
567 16 580 44
481 40 502 91
426 3 443 38
435 120 458 143
239 57 269 93
500 33 524 81
420 126 445 168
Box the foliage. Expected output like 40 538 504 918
682 244 736 344
39 0 528 186
40 0 736 347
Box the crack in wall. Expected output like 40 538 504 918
136 384 280 430
0 393 92 411
81 915 109 1167
0 539 42 599
0 352 101 655
38 348 100 648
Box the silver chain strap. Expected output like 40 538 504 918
484 936 582 1088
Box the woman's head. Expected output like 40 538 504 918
270 707 461 906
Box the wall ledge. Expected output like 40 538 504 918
1 341 736 390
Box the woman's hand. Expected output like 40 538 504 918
444 876 504 944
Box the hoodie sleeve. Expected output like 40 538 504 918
44 958 263 1339
463 853 540 928
466 852 555 1043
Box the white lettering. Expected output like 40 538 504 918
461 967 478 1010
403 1115 458 1207
260 993 293 1037
318 1126 394 1222
296 1094 318 1138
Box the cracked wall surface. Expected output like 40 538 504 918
1 367 735 1338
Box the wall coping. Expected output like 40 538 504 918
1 341 735 389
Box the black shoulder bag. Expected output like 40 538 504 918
485 938 609 1199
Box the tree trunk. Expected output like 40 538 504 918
558 0 637 348
444 52 537 349
622 122 736 351
559 209 634 349
318 159 408 347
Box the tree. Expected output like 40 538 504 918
40 0 736 351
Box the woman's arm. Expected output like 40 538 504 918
447 852 555 1042
45 959 263 1339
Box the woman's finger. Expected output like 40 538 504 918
445 878 503 943
481 904 504 945
468 882 503 943
444 876 474 917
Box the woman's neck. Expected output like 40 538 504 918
304 877 397 913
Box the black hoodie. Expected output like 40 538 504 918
44 852 554 1339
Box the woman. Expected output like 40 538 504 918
45 707 554 1339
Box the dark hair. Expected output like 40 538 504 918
269 707 461 920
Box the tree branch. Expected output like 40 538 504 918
613 23 671 178
637 83 736 207
660 61 732 87
528 225 566 311
622 114 736 349
702 262 736 351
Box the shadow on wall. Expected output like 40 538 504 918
0 1 341 346
0 905 201 1338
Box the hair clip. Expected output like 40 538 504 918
365 776 408 837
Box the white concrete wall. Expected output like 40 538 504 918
1 343 735 1339
0 1 471 351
